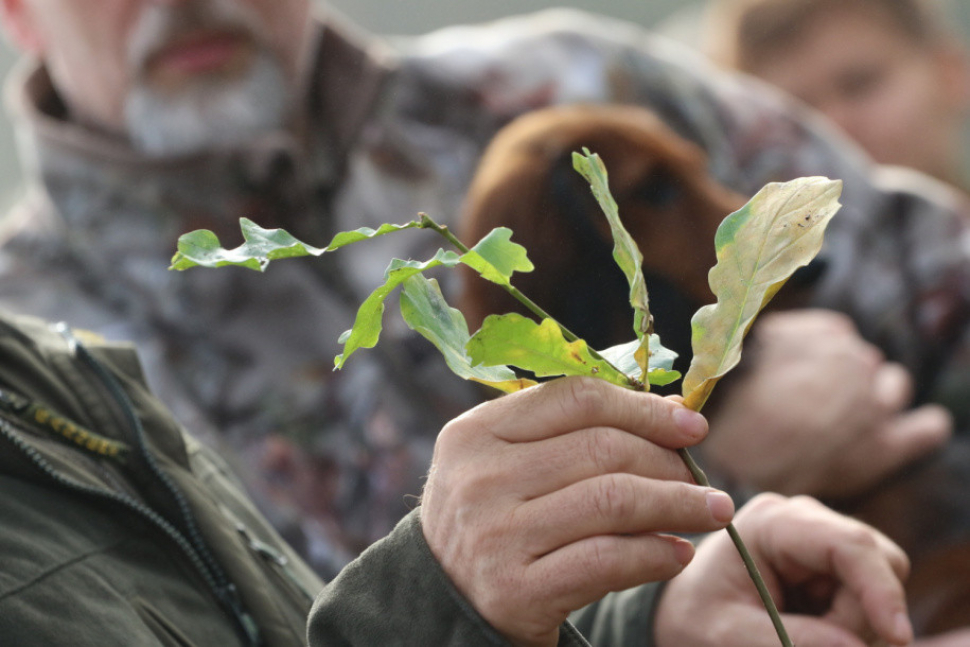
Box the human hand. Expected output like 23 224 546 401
703 309 951 498
419 376 734 647
655 493 913 647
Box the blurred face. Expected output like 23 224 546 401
747 6 969 185
7 0 312 155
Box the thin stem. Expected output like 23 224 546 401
677 450 793 647
419 214 642 389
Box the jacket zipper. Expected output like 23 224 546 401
49 323 263 646
0 414 261 645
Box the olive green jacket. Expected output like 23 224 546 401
308 509 662 646
0 310 660 646
0 311 322 646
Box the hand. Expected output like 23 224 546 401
419 376 734 647
655 493 913 647
703 309 951 497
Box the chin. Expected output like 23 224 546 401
124 52 291 156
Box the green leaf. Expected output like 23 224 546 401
335 249 461 369
399 275 537 393
326 221 424 250
169 218 326 271
460 227 534 285
170 218 421 271
572 149 652 378
682 177 843 410
466 314 633 388
600 336 681 387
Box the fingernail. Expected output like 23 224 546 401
892 611 913 644
706 490 735 524
672 407 707 440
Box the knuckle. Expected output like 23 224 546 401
586 429 626 473
747 491 788 512
561 377 609 418
788 493 822 507
858 342 885 368
576 536 615 582
842 524 879 550
825 310 855 330
736 492 789 526
590 474 633 520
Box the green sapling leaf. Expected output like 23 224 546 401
335 250 461 369
399 274 537 393
572 149 652 379
459 227 534 285
170 218 422 271
600 337 681 386
682 177 843 411
466 313 632 387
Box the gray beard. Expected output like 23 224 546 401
124 52 290 157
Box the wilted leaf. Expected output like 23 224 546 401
399 275 536 393
600 336 681 386
682 177 842 410
460 227 534 285
335 250 461 368
572 149 652 378
467 314 633 388
170 218 421 271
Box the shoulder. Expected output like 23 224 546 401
388 8 689 100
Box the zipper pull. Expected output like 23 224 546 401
236 522 317 603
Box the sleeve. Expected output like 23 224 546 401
569 584 664 647
307 509 591 647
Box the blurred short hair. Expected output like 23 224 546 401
706 0 952 71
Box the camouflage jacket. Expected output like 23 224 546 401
4 8 970 577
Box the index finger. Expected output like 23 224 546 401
753 497 912 645
459 376 708 447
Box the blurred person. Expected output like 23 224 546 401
0 309 919 646
705 0 970 192
3 0 970 591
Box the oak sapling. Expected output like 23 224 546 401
171 150 842 647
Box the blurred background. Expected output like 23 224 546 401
0 0 968 211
